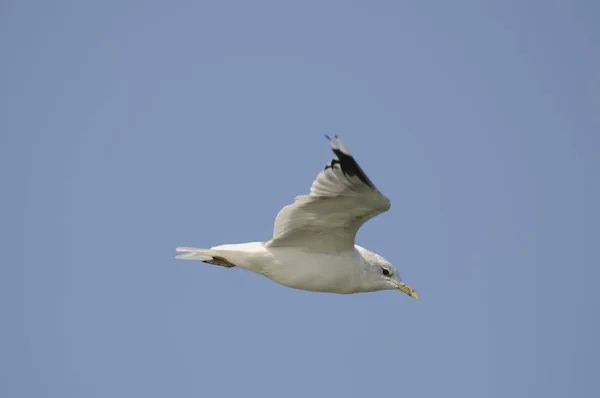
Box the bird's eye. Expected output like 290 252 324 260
382 268 391 277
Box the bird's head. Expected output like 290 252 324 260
358 247 418 299
377 261 418 299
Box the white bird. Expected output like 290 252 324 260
175 136 418 299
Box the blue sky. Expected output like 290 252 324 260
2 1 599 397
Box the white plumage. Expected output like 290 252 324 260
175 136 418 298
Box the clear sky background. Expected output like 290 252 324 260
2 1 599 397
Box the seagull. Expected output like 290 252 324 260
175 136 418 299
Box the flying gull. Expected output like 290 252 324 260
175 136 418 299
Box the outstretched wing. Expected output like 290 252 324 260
267 136 391 253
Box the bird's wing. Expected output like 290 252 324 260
267 136 391 254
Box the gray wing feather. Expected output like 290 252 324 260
267 136 391 253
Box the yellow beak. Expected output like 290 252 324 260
398 283 419 299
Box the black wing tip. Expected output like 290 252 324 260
322 136 376 190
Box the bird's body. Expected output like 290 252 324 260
176 136 418 299
178 242 385 294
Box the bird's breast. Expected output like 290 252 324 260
263 247 363 293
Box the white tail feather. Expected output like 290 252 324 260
174 247 217 261
175 242 264 268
